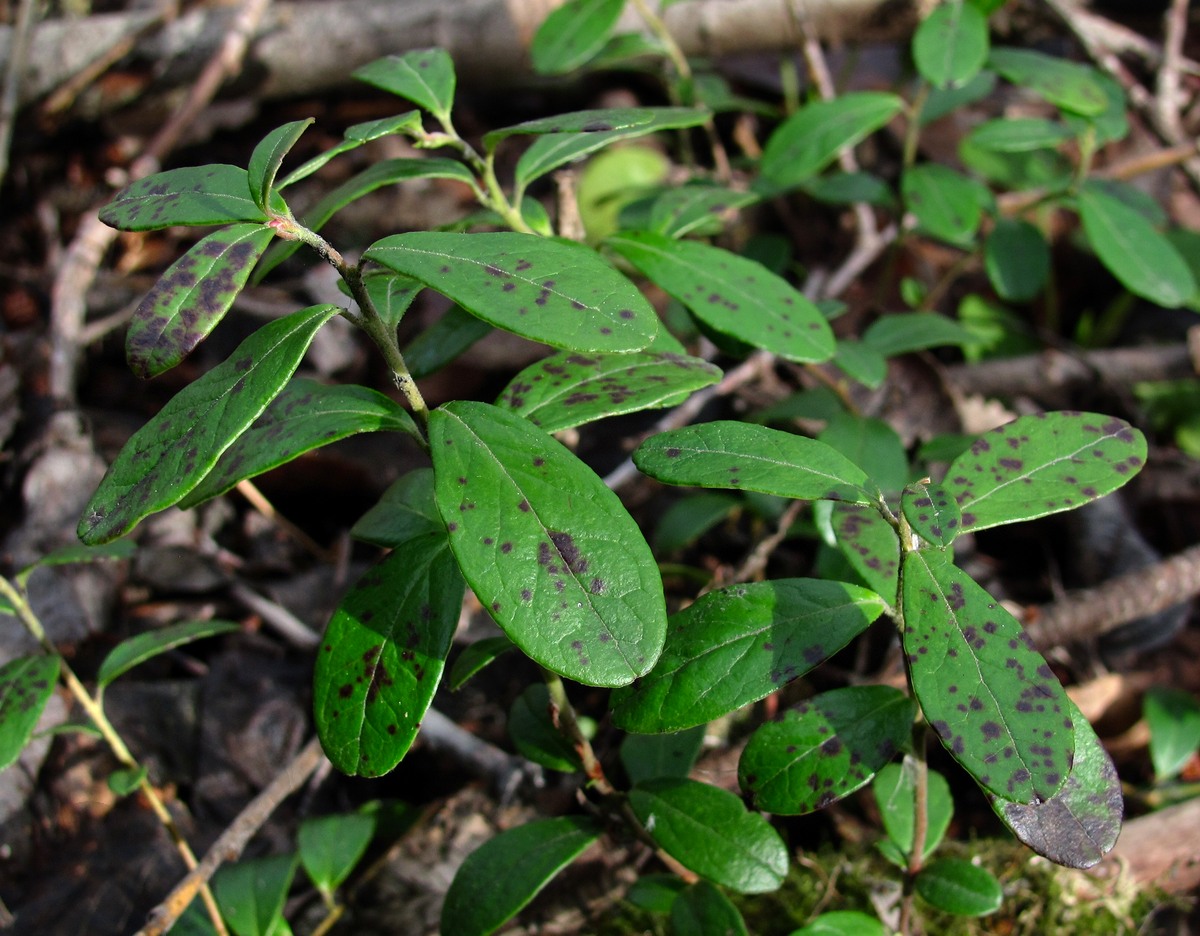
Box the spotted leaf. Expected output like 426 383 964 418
364 232 657 352
496 351 721 432
902 549 1074 804
635 422 874 503
485 106 698 151
628 777 788 894
99 165 276 230
178 378 418 509
314 531 463 777
126 223 275 378
430 401 666 688
902 481 962 547
942 411 1146 534
78 304 340 544
738 686 914 815
0 655 60 772
611 579 885 733
353 48 456 121
607 231 834 363
832 503 901 599
989 698 1121 869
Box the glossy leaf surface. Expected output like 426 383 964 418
314 532 463 777
350 468 442 548
902 550 1073 804
738 685 915 814
942 411 1146 534
611 579 885 733
874 759 954 860
364 232 657 352
902 481 962 547
496 351 721 432
988 47 1107 115
607 230 834 363
1078 182 1196 307
985 218 1050 302
832 503 901 599
629 777 788 894
635 422 874 503
760 93 904 190
127 224 274 378
508 683 583 772
620 726 705 785
531 0 625 74
79 304 339 544
448 635 516 691
178 378 418 508
430 401 666 687
441 816 601 936
96 619 239 687
486 106 702 151
915 858 1002 917
991 698 1122 868
514 108 710 189
353 48 456 120
99 165 271 230
247 118 313 210
278 112 421 188
670 881 749 936
913 0 989 89
0 655 59 772
792 911 887 936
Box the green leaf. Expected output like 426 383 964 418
126 224 275 378
313 533 463 777
0 655 59 772
959 135 1073 192
628 777 788 894
78 304 340 544
985 218 1050 302
1063 71 1128 145
626 874 686 913
987 47 1108 116
798 171 895 207
430 401 666 688
364 232 657 352
818 413 909 494
298 812 376 898
508 683 582 772
831 503 901 599
448 635 517 691
942 411 1146 535
861 311 979 359
96 619 239 687
873 759 954 860
357 270 423 331
213 854 298 936
913 1 989 89
354 49 457 121
277 112 422 189
496 351 721 432
902 550 1074 804
20 539 136 577
915 858 1003 917
902 164 984 248
1145 687 1200 781
832 339 888 389
991 698 1122 868
108 765 148 796
178 379 418 509
486 106 704 151
403 304 493 379
620 726 705 785
643 183 759 238
902 481 962 547
922 70 996 125
738 686 915 814
607 231 834 363
247 118 313 211
791 911 887 936
670 880 749 936
1077 182 1196 308
99 165 271 230
258 158 478 280
652 492 739 554
531 0 626 74
759 93 904 190
514 108 710 190
350 468 443 548
611 579 885 733
634 422 874 504
965 117 1073 153
441 816 601 936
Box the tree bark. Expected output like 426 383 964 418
3 0 925 108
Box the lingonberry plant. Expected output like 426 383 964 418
6 0 1193 931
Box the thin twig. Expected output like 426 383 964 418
0 0 39 189
136 736 327 936
1156 0 1191 141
